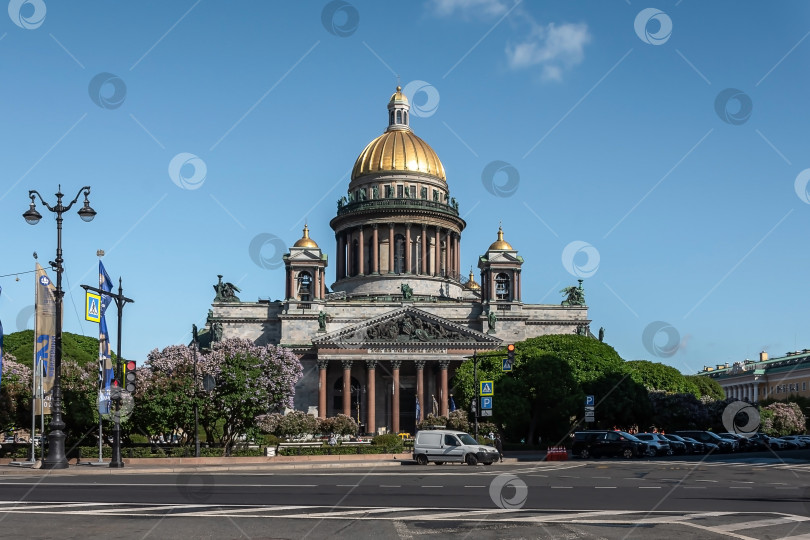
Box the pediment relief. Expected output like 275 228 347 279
312 307 500 346
485 251 520 263
287 249 323 261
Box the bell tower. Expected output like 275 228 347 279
284 225 328 302
479 225 523 304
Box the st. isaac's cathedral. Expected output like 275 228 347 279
209 87 590 435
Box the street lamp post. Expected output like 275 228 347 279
23 185 96 469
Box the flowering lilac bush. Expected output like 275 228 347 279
134 339 303 454
760 401 806 436
1 354 32 430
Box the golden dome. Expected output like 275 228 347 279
390 85 408 104
293 224 319 248
488 226 513 251
465 269 481 290
352 129 446 181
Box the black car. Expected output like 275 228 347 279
674 435 705 454
572 430 648 459
675 430 734 453
718 432 757 451
659 434 688 455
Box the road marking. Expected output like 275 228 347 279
463 485 485 488
379 485 400 488
729 486 753 489
594 486 616 489
336 484 359 487
639 486 661 489
421 485 443 488
696 479 717 483
713 516 810 532
550 486 572 489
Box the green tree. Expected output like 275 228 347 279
582 371 651 431
759 401 806 436
684 374 725 401
624 360 697 395
0 354 32 432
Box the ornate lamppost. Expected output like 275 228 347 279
23 185 96 469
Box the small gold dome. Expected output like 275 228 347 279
488 226 513 251
293 224 319 248
465 269 481 290
352 129 446 181
389 85 408 104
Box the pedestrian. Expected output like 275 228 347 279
488 430 495 441
494 434 503 462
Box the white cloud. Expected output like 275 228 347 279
506 22 591 81
429 0 509 19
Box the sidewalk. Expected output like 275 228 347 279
0 451 552 475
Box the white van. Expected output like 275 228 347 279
413 429 499 465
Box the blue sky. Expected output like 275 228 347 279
1 0 809 376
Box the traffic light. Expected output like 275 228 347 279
507 343 515 364
125 360 136 393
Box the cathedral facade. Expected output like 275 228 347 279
210 87 590 435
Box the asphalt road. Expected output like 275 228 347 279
1 454 809 539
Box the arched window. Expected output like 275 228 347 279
297 271 312 301
495 273 510 300
394 233 406 274
389 111 394 125
396 110 402 123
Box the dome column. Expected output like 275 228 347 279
444 230 451 278
421 225 427 275
371 224 379 274
454 233 460 279
433 227 440 277
388 223 395 274
355 225 366 276
405 224 412 274
320 268 326 297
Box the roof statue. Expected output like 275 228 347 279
401 283 413 300
214 274 241 303
561 279 585 307
487 310 497 333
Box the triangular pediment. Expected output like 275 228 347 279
285 248 324 262
482 251 522 264
312 306 501 346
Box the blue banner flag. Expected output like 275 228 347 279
449 395 456 413
415 395 420 423
98 261 115 414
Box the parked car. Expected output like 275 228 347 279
634 433 673 456
413 430 499 466
778 436 808 449
674 431 735 453
661 434 691 455
572 430 648 459
751 433 786 450
718 433 755 452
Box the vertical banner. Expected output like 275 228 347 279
415 395 420 424
34 263 56 414
97 261 114 415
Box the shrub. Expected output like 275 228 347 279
372 433 403 452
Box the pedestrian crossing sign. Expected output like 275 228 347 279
480 380 494 396
85 292 101 323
